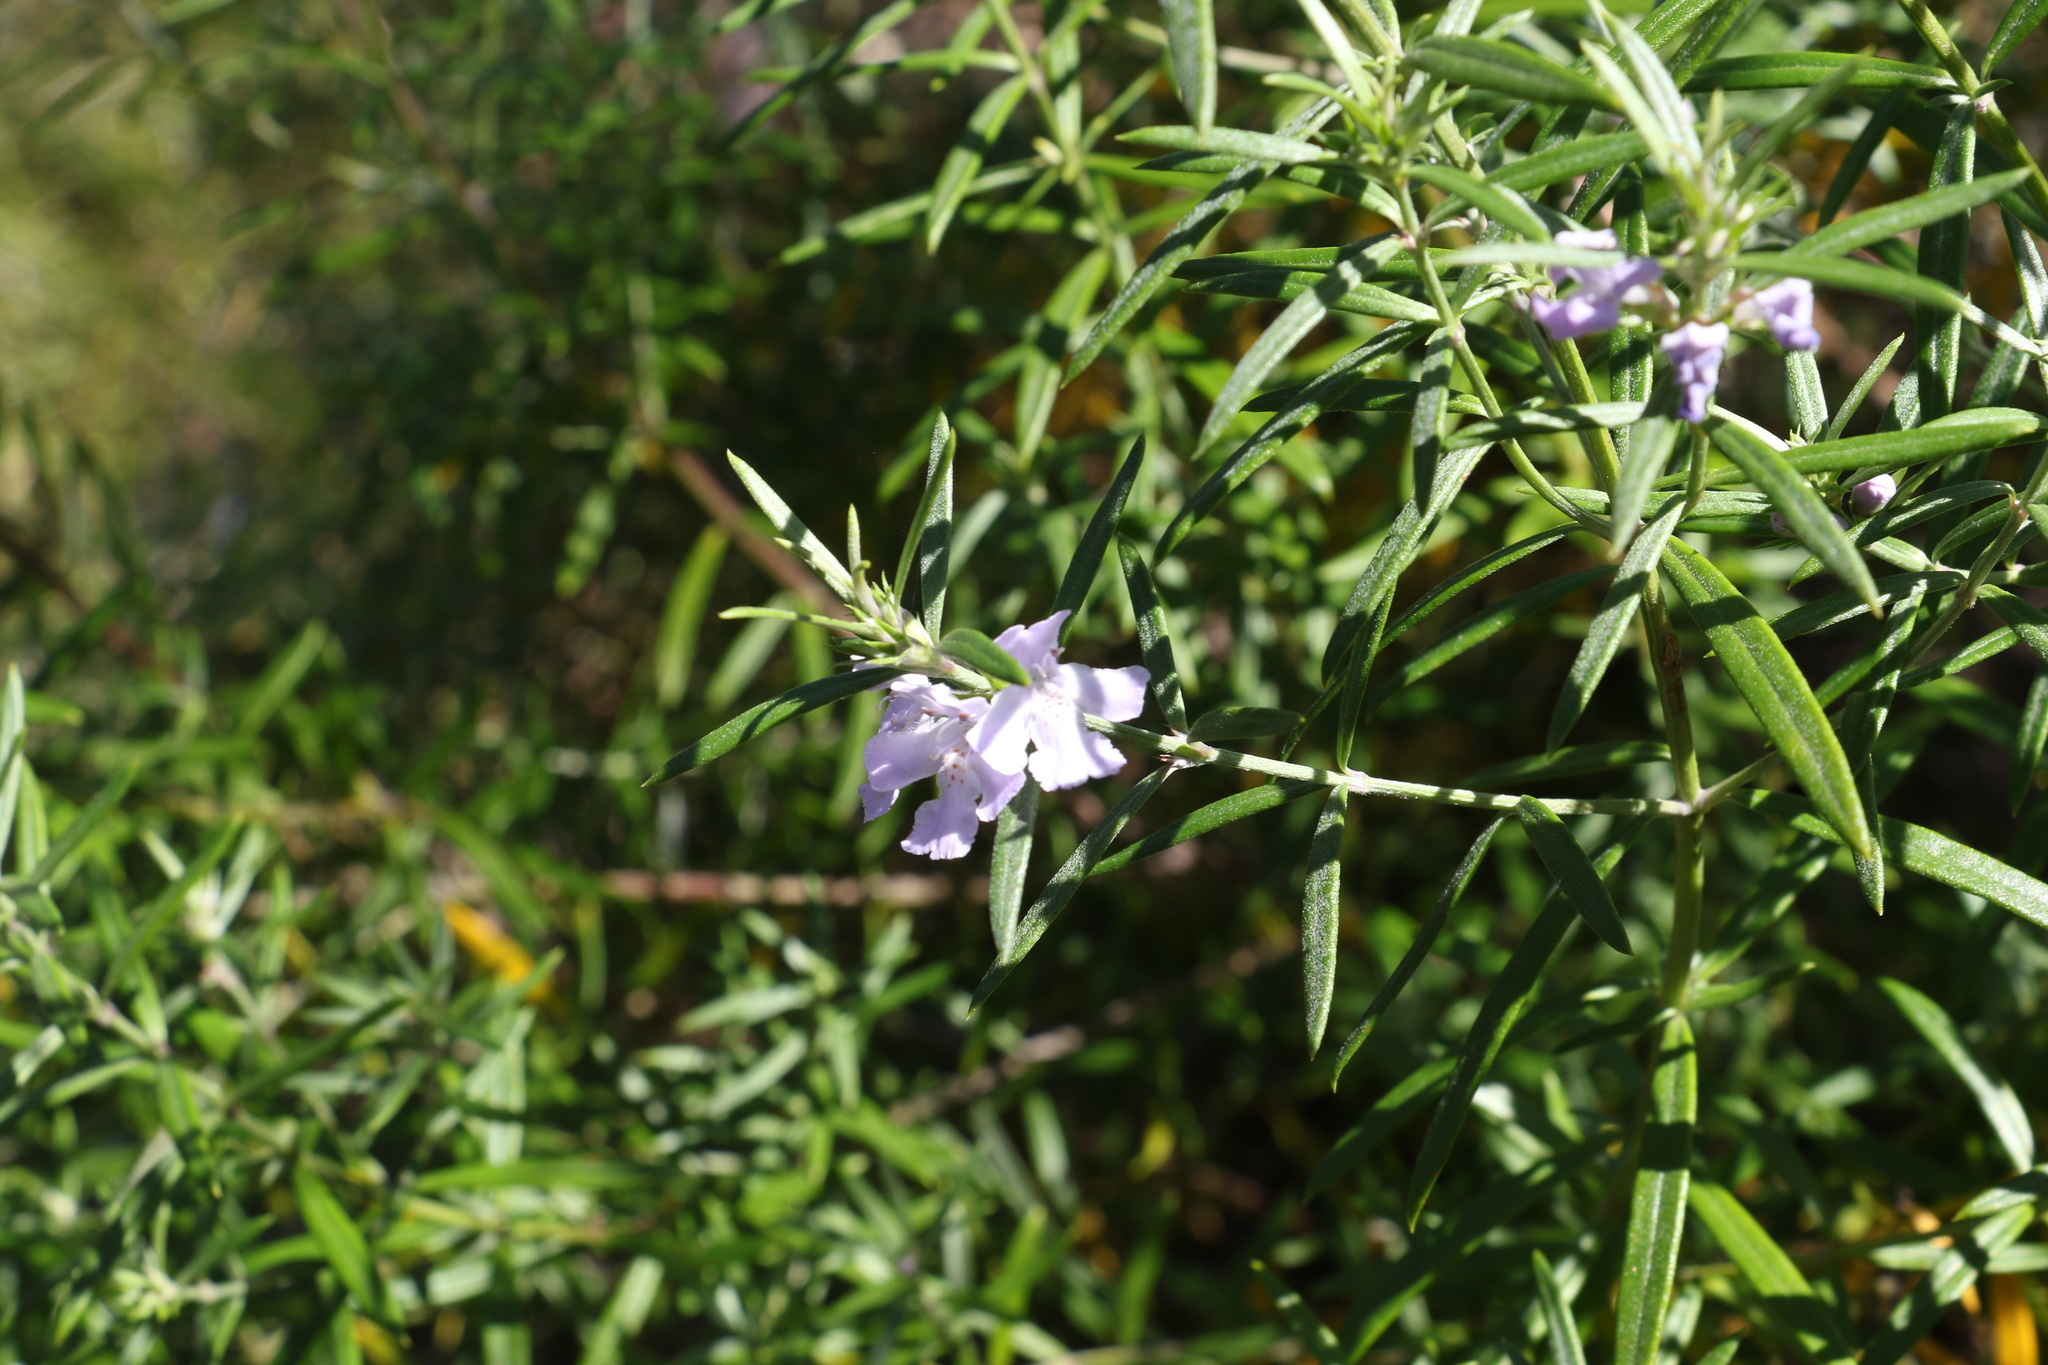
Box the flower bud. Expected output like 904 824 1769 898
1849 474 1897 518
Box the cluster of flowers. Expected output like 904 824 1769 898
1531 229 1820 422
858 612 1150 859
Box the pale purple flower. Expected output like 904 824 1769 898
1737 278 1820 352
969 611 1150 791
859 678 1026 860
1531 230 1664 341
1661 322 1730 423
1850 473 1897 518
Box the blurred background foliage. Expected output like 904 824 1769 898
5 0 2048 1362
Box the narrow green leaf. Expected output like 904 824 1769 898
1412 163 1550 240
1118 125 1329 164
1052 436 1146 636
987 781 1040 959
1331 818 1503 1086
1684 52 1953 91
941 628 1032 687
1862 1203 2036 1365
1161 0 1218 134
237 620 329 737
1406 819 1651 1223
293 1161 389 1322
1517 797 1633 955
1611 416 1680 556
1090 779 1322 878
1403 35 1619 108
1769 572 1960 643
646 669 897 785
726 452 855 597
1793 169 2029 258
103 822 242 991
1825 335 1906 441
1188 706 1301 742
1986 587 2048 666
1364 567 1613 718
1068 103 1338 380
1448 402 1643 450
1464 742 1669 787
1307 1055 1456 1195
1787 350 1827 442
721 0 919 145
1118 539 1188 731
1252 1260 1343 1356
925 76 1030 253
1018 250 1111 463
971 769 1174 1012
1384 526 1576 645
894 412 954 630
1302 791 1346 1057
1706 417 1882 614
1663 542 1874 859
2014 672 2048 812
1986 0 2048 70
1690 1181 1856 1364
655 529 729 708
1197 239 1406 455
1878 977 2035 1171
1159 324 1431 557
1733 790 2048 928
1533 1250 1588 1365
1614 1015 1697 1365
24 762 136 889
1549 502 1685 751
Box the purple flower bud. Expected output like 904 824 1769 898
1738 278 1820 352
1660 321 1730 423
1770 511 1793 538
1850 473 1897 518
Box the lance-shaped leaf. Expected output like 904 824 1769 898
1159 323 1432 557
727 452 855 598
1252 1260 1343 1357
1448 402 1643 450
1986 0 2048 70
1331 818 1502 1085
1411 163 1551 240
1196 237 1406 455
1302 791 1347 1056
1406 819 1651 1223
1068 100 1340 378
1119 125 1330 164
988 780 1040 960
1879 977 2035 1171
1662 542 1874 860
1465 741 1670 787
1161 0 1218 134
1690 1181 1856 1365
1684 52 1953 90
2015 672 2048 812
1825 334 1906 440
1118 538 1187 730
646 669 897 785
1533 1250 1588 1365
1986 588 2048 666
721 0 919 144
1321 443 1488 673
1614 1015 1697 1365
1550 501 1685 751
1307 1055 1456 1196
971 768 1173 1011
1403 36 1620 107
1090 780 1323 878
1018 250 1111 464
1188 706 1300 742
1792 169 2030 258
1610 416 1679 556
1732 790 2048 928
1052 436 1146 637
1706 417 1882 614
918 416 956 636
1385 526 1577 645
1787 350 1827 442
941 627 1032 686
1863 1203 2036 1365
1517 798 1633 955
925 76 1030 253
295 1161 392 1323
1364 568 1614 718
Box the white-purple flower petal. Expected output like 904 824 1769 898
1738 278 1820 352
966 611 1151 792
1661 321 1729 423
